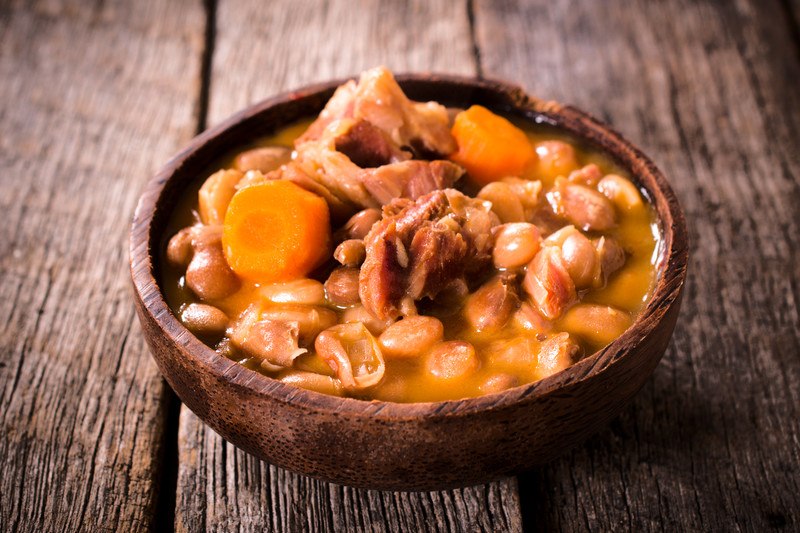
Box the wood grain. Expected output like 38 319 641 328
0 0 205 530
178 408 522 532
474 0 800 530
205 0 477 129
174 0 521 531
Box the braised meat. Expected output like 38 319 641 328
361 160 464 205
359 189 498 319
297 66 456 158
333 119 410 168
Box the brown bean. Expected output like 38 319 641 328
535 140 579 180
478 373 519 394
512 302 553 334
260 279 326 306
560 304 631 346
500 177 542 214
278 370 343 396
371 374 409 402
477 182 525 223
537 332 580 378
190 223 224 248
166 227 193 267
378 316 444 359
341 304 395 335
259 304 338 346
185 245 240 300
542 225 578 247
341 208 382 240
560 232 597 288
486 338 537 367
464 275 520 334
492 222 541 269
567 163 603 186
180 303 228 336
333 239 366 266
325 267 361 307
547 178 616 231
425 341 480 381
234 146 291 173
598 174 643 211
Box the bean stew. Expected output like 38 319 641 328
161 67 660 403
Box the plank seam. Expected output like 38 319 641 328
467 0 484 78
196 0 219 133
778 0 800 65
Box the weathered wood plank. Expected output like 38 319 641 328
174 1 521 531
178 408 521 532
474 0 800 530
205 0 477 127
0 0 205 530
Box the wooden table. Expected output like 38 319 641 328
2 0 799 531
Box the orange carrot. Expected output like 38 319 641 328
222 180 330 283
449 105 536 185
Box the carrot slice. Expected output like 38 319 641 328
449 105 536 186
222 180 330 283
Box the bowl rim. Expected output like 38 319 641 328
130 72 688 420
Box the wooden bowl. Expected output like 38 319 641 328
130 74 688 491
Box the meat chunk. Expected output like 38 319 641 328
352 67 457 158
293 139 378 210
289 134 459 217
257 163 356 223
522 246 577 320
333 119 410 168
296 80 358 145
297 67 456 158
360 160 464 205
359 189 498 319
406 222 470 300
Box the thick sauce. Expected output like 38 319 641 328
162 116 659 403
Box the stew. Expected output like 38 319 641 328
161 67 660 402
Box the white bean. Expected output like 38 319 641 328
598 174 643 211
180 303 228 335
535 141 579 180
378 316 444 359
478 182 525 223
260 279 326 306
560 232 597 288
425 341 480 381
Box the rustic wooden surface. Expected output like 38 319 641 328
0 0 205 531
474 0 800 530
1 0 798 531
